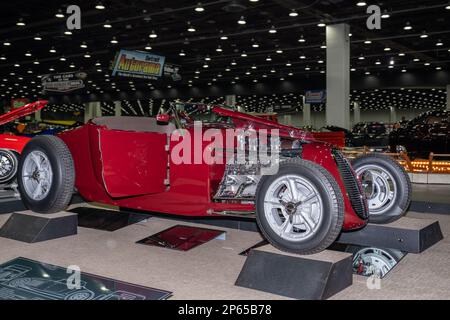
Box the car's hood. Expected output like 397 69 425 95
0 100 48 126
212 106 313 140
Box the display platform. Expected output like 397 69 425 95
137 225 226 251
0 211 77 243
236 245 353 300
336 217 443 253
69 207 149 231
0 257 172 300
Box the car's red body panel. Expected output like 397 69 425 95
0 100 48 153
57 106 367 231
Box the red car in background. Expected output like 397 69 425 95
0 101 48 186
16 102 411 254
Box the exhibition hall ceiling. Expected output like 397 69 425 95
0 0 449 102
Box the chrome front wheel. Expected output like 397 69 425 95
355 164 396 216
22 150 53 201
263 175 323 243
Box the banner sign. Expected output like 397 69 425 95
112 50 165 79
11 98 29 110
41 72 86 93
305 90 327 104
164 63 182 81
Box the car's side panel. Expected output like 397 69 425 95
0 134 30 153
98 128 168 198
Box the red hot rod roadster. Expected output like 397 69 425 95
0 101 48 188
16 102 411 254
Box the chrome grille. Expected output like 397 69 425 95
333 150 369 219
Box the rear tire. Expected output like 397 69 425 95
352 154 411 224
0 149 18 184
17 136 75 213
255 158 344 255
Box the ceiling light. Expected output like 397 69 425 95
64 31 72 35
365 71 371 75
298 35 306 43
187 22 196 32
220 35 228 40
321 44 327 49
300 55 306 59
0 56 5 60
358 55 365 60
286 61 292 66
231 60 237 66
305 66 311 71
269 26 277 33
145 44 152 50
436 40 443 46
80 42 88 48
110 37 118 44
149 30 158 38
402 69 407 73
60 56 66 61
266 56 272 61
49 47 56 53
69 63 75 68
436 66 442 70
25 51 32 57
216 46 223 52
364 40 372 44
95 2 105 10
3 41 11 46
16 19 25 26
49 67 55 72
375 60 381 65
404 22 412 30
446 3 450 9
84 53 91 58
179 50 186 56
251 65 257 69
33 60 39 65
252 42 259 48
241 52 247 57
356 1 367 6
381 11 390 19
317 21 326 27
351 68 356 72
424 62 431 66
384 47 391 51
398 53 405 56
103 21 112 28
34 35 42 41
14 63 20 67
55 10 64 18
195 3 205 12
238 16 246 25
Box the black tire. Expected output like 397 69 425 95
0 149 18 184
255 158 344 255
352 154 411 224
17 135 75 213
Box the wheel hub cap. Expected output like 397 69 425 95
22 151 53 201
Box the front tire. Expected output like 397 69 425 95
352 154 411 224
18 136 75 213
255 159 344 255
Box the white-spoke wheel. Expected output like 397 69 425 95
263 175 323 242
355 164 396 216
22 150 53 201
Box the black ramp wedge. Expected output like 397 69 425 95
336 217 443 253
235 245 353 300
0 211 77 243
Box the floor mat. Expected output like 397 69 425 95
70 207 149 231
0 257 172 300
137 225 226 251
